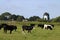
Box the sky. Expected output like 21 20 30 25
0 0 60 18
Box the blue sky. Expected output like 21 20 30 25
0 0 60 18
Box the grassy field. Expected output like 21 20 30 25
0 21 60 40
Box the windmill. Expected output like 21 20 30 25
43 12 50 21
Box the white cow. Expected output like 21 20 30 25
44 24 53 30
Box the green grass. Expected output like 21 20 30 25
0 21 60 40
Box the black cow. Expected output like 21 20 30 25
22 24 35 33
1 23 17 34
38 24 44 29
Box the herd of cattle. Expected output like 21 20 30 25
0 23 54 34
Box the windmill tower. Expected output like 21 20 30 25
43 12 50 21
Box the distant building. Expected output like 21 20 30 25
43 12 50 21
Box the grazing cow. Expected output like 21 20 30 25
1 23 17 34
38 24 44 29
22 24 35 33
38 24 54 30
44 24 54 30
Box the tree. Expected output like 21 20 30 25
0 12 25 21
10 14 17 21
0 12 11 20
1 12 11 16
17 15 25 21
51 16 60 22
29 16 41 21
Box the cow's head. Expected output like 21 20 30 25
30 24 35 27
0 23 8 29
14 26 17 31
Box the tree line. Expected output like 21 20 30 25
0 12 60 22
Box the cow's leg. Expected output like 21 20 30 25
4 28 7 33
23 29 24 31
29 30 31 33
28 30 30 33
10 30 12 34
44 26 46 29
44 27 47 29
14 28 17 31
15 29 16 31
28 30 31 33
46 27 48 30
22 28 25 32
4 30 7 33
